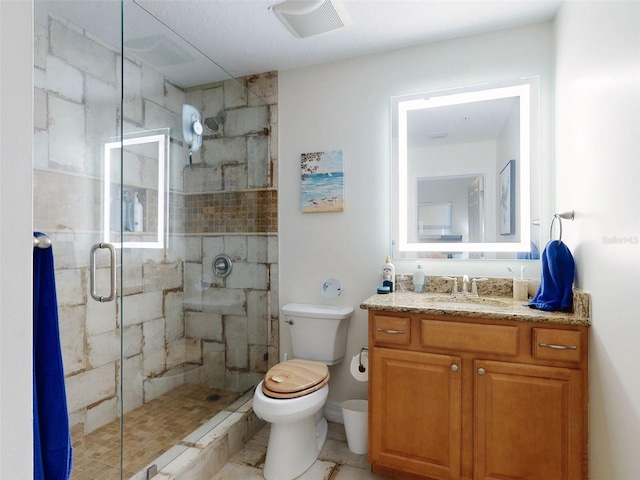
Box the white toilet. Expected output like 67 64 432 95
253 303 354 480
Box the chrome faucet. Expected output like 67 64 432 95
442 277 460 296
443 275 488 297
469 277 488 297
462 275 470 295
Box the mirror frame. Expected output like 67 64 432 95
103 129 169 249
392 77 539 255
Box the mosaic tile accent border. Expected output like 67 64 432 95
183 190 277 234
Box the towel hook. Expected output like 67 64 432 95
550 211 574 243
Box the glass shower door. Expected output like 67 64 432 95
35 0 275 477
33 0 126 478
120 0 248 476
119 1 275 475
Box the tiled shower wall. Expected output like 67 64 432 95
33 10 278 435
180 73 279 394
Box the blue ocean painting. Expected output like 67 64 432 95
300 150 344 212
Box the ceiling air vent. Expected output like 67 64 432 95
272 0 350 38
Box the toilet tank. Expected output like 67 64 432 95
282 303 354 365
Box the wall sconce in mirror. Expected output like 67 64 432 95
103 129 169 249
392 77 539 258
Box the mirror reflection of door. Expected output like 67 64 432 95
468 176 484 243
418 202 452 238
415 175 484 244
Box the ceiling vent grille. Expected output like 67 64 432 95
272 0 350 38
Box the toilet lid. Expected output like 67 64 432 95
262 359 329 399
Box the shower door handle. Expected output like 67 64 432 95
90 242 117 302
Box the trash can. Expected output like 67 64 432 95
341 399 368 454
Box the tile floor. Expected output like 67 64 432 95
212 421 392 480
70 384 240 479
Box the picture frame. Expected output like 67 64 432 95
500 159 516 235
300 150 344 213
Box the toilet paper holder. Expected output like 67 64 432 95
358 347 368 373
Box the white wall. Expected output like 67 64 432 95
554 2 640 478
0 1 34 477
279 22 554 408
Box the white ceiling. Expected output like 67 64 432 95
407 96 519 148
42 0 562 88
134 0 561 85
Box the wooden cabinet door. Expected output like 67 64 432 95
474 360 584 480
370 347 462 479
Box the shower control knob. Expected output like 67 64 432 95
193 120 203 136
212 254 232 278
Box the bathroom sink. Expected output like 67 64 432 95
425 295 512 309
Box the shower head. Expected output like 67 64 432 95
204 111 228 132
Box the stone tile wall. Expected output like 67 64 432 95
33 10 278 435
179 72 280 393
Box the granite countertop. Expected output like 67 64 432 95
360 287 591 327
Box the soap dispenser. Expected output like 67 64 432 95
413 262 426 293
382 256 395 292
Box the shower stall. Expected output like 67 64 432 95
33 1 278 478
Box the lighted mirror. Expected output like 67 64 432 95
392 77 540 259
103 129 169 249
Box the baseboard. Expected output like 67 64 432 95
324 400 344 424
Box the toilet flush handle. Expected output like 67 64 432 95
285 319 294 325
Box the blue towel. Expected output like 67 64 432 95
33 232 73 480
517 241 540 260
526 240 575 311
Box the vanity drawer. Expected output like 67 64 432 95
372 314 411 345
421 319 519 356
532 328 583 362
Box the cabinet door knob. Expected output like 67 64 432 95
478 368 486 376
451 364 459 372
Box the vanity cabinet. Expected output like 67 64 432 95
367 311 588 480
370 347 462 479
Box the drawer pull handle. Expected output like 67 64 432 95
451 364 459 372
539 342 577 350
376 328 405 335
478 368 486 376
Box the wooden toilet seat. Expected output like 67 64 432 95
262 359 329 399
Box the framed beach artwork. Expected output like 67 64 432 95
300 150 344 213
500 159 516 235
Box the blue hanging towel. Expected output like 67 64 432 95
33 232 73 480
517 241 540 260
526 239 575 312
